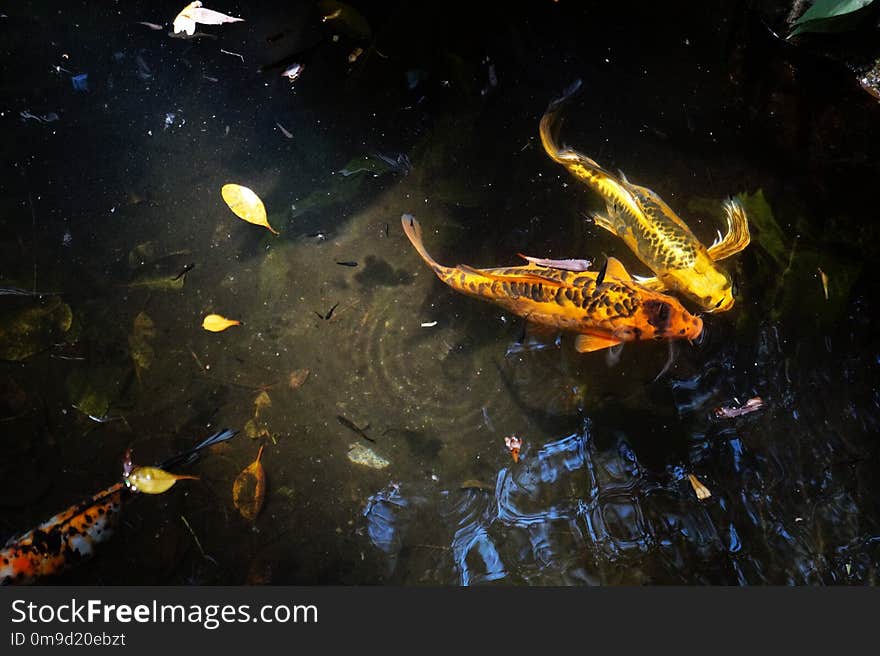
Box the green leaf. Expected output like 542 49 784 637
789 0 875 36
736 189 789 268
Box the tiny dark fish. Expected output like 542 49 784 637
336 261 358 267
314 301 340 321
336 415 375 442
595 258 608 286
266 30 287 43
172 263 195 281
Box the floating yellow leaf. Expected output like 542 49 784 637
221 184 278 235
126 465 199 494
688 474 711 501
233 445 266 521
202 313 241 332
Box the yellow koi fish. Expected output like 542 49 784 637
539 80 750 312
401 214 702 352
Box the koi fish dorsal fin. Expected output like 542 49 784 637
457 264 561 286
574 334 623 352
603 257 632 282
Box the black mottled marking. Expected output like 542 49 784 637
644 299 671 333
632 327 643 340
555 288 566 305
613 302 624 314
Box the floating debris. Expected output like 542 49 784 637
688 474 711 500
233 445 266 521
818 267 829 300
517 254 593 272
276 122 293 139
504 435 522 463
420 321 438 328
221 184 278 235
281 63 304 82
173 1 244 36
202 314 241 332
460 479 494 492
714 396 765 419
347 443 389 469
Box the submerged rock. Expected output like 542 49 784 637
347 442 390 469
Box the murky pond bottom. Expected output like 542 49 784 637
1 1 879 585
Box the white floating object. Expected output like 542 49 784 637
420 320 438 328
173 1 244 36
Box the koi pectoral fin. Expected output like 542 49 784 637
586 211 620 236
632 274 667 291
707 198 751 261
574 334 624 353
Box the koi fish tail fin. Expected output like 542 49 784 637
707 198 751 261
161 428 238 470
401 214 452 278
540 79 589 164
540 80 619 192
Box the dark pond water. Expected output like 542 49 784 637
1 0 878 585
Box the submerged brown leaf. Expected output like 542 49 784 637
288 368 310 390
233 445 266 521
129 312 156 382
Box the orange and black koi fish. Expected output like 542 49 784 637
540 79 750 312
0 428 236 585
401 214 702 352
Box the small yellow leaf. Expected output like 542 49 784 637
127 466 199 494
221 184 278 235
233 445 266 520
202 314 241 332
688 474 712 500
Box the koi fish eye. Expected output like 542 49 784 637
714 298 724 309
